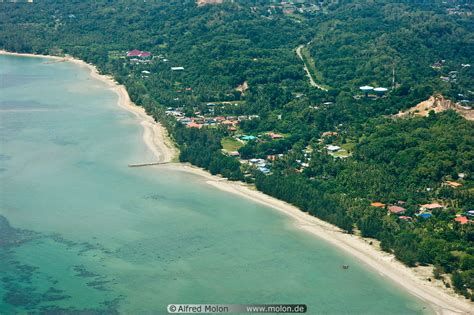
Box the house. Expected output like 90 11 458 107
399 216 413 221
241 135 256 141
179 117 192 124
420 203 444 212
371 202 386 208
454 216 469 225
127 49 141 57
445 181 462 188
186 122 202 129
418 213 433 219
126 50 152 58
388 205 406 215
215 116 226 122
249 158 265 165
228 151 240 157
139 51 151 58
321 131 338 138
267 155 277 161
326 145 341 152
268 132 284 140
171 67 184 71
222 120 234 126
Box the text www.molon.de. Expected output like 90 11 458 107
167 304 307 313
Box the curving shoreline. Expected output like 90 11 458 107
1 50 471 315
164 164 472 315
0 50 178 164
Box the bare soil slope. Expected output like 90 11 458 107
395 94 473 121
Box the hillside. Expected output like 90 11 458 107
395 94 474 120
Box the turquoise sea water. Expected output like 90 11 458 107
0 55 432 314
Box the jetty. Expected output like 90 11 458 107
43 59 68 64
128 162 168 168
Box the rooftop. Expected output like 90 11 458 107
388 205 406 214
371 202 386 208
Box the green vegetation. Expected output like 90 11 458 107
221 137 243 152
1 0 473 300
299 45 328 89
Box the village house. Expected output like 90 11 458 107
222 120 237 127
186 122 203 129
326 145 341 152
431 62 443 69
204 118 216 125
241 135 257 141
179 117 192 124
388 205 406 215
371 202 386 208
268 132 284 140
126 49 152 59
454 216 470 225
445 181 462 188
419 203 444 212
321 131 338 138
417 212 433 219
267 155 277 161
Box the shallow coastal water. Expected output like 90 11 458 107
0 55 432 314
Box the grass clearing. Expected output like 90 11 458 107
341 142 356 152
221 137 243 152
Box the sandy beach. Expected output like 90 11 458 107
163 164 472 315
2 50 471 315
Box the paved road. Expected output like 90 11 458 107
296 44 328 91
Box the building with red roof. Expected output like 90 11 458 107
186 122 203 129
138 51 151 58
388 205 406 215
454 216 470 225
126 49 141 57
126 50 152 58
268 132 284 140
371 202 386 208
